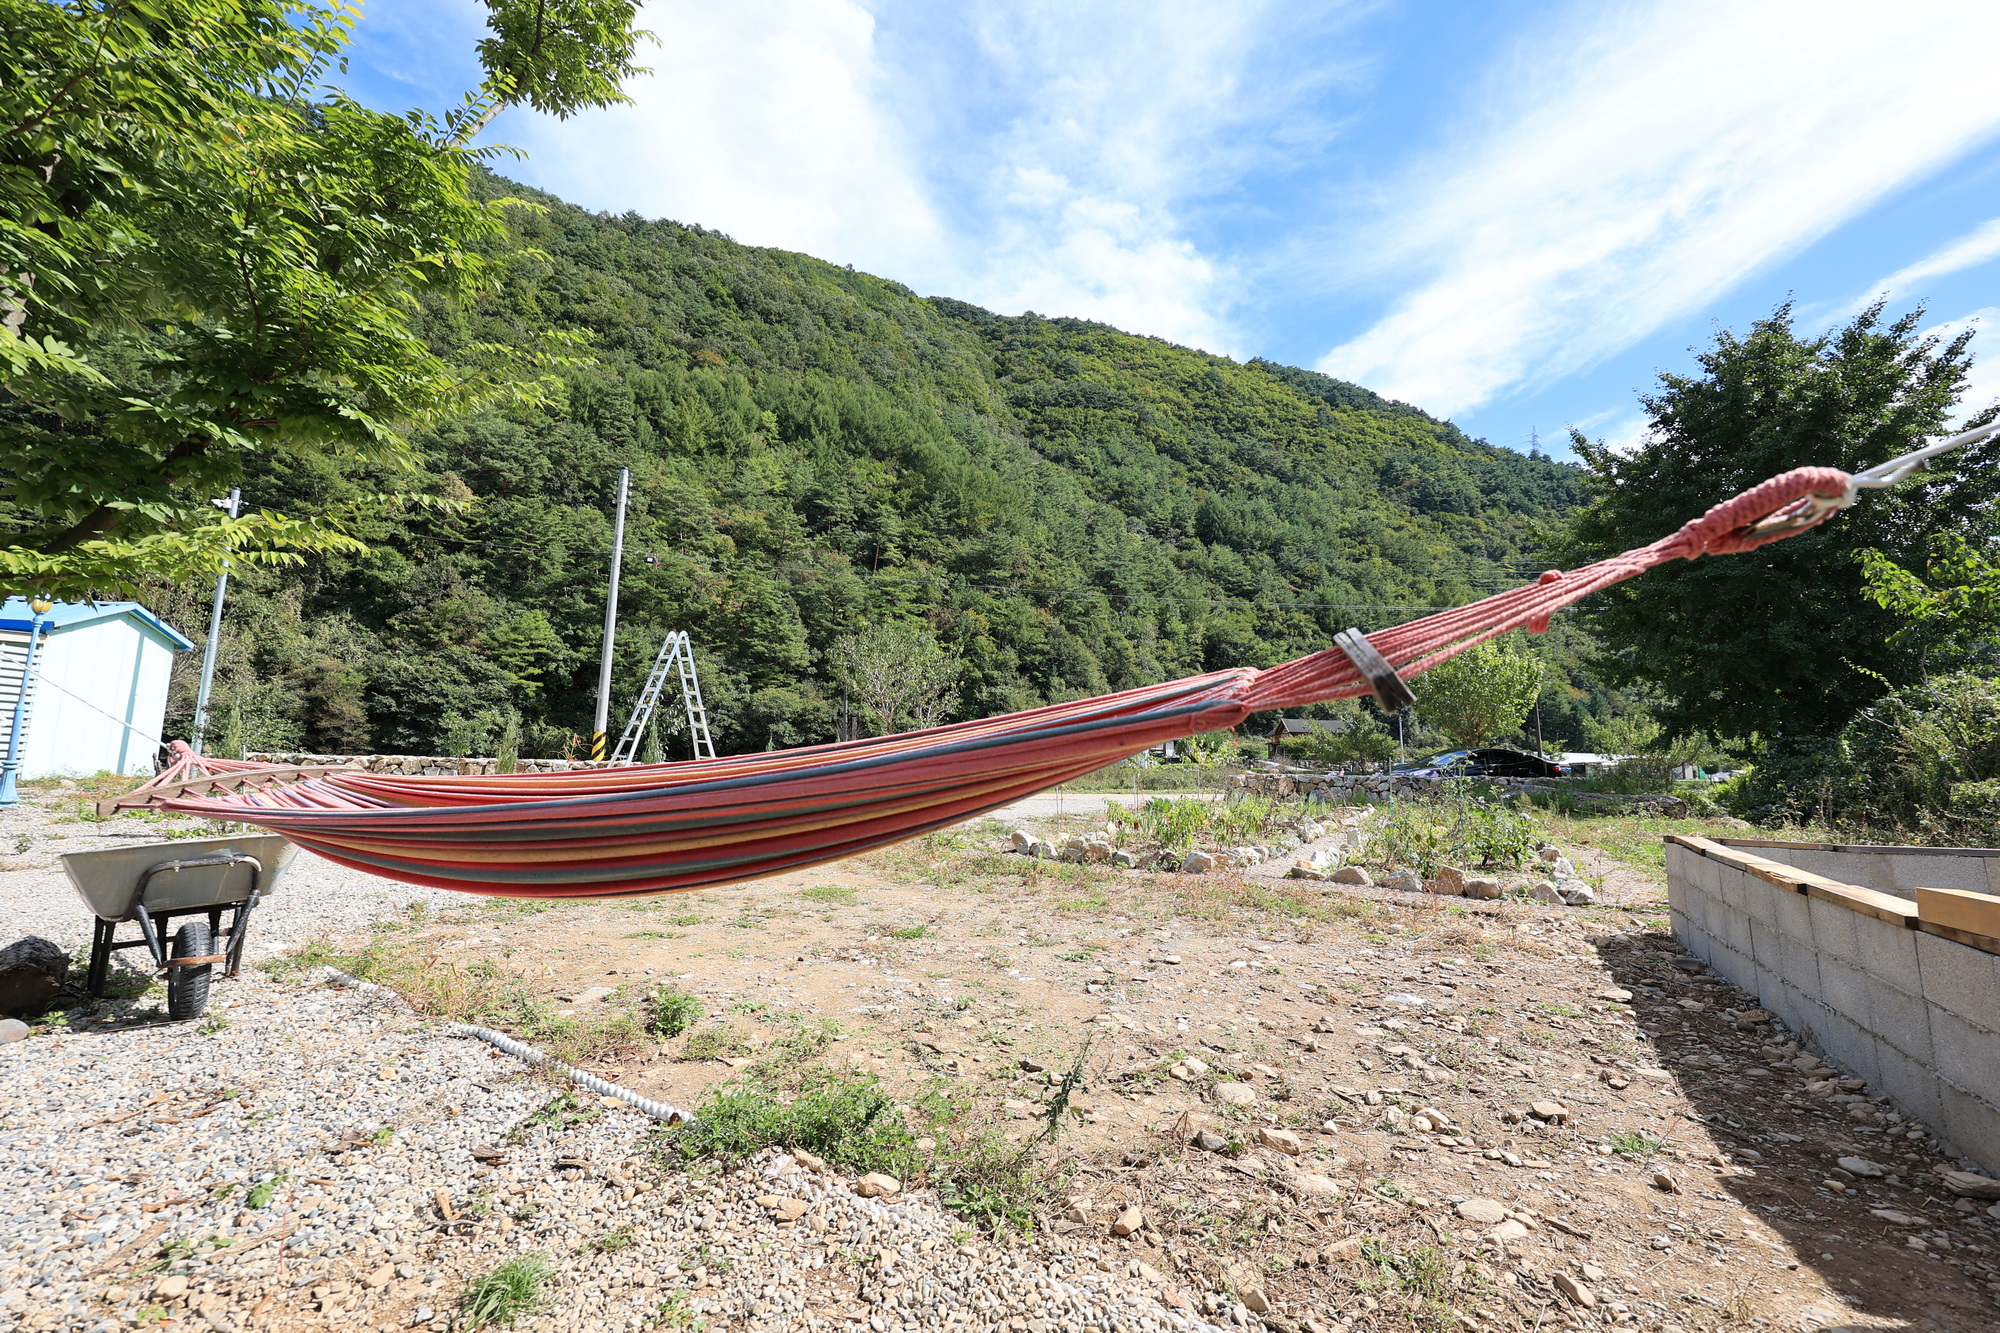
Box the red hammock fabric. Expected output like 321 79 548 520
150 466 1852 898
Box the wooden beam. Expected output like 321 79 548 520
96 763 362 820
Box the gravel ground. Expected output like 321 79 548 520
0 790 1236 1333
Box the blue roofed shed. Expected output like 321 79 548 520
0 599 194 778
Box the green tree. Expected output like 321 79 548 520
1415 638 1544 749
0 0 647 599
1560 302 1999 742
1858 534 2000 674
833 623 960 735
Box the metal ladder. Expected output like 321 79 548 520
611 631 717 763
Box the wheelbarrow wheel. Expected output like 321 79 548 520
166 920 213 1021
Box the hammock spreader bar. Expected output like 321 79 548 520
128 453 1971 899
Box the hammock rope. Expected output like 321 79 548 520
125 450 1971 900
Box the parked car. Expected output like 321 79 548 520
1389 747 1567 779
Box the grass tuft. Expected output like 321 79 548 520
276 936 642 1066
460 1253 553 1327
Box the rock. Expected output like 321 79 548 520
1941 1170 2000 1199
0 1017 27 1043
1063 1199 1094 1224
854 1173 902 1198
1837 1156 1887 1178
1382 869 1423 893
1462 876 1502 899
1239 1287 1273 1314
572 985 616 1005
0 935 68 1016
1057 842 1087 864
153 1276 190 1299
1009 828 1036 853
1290 865 1334 881
1111 850 1137 868
770 1197 810 1221
792 1148 827 1173
1290 1172 1342 1199
1733 1008 1774 1028
1331 866 1372 886
1527 880 1564 904
1319 1237 1364 1263
1112 1205 1145 1236
1383 992 1428 1007
1180 1056 1210 1077
1082 838 1113 863
1528 1100 1569 1124
1228 846 1266 867
1213 1081 1258 1106
1554 1273 1597 1308
1869 1209 1925 1227
1490 1219 1530 1243
1256 1127 1303 1155
1193 1130 1230 1152
1558 882 1596 906
1455 1198 1508 1224
1652 1172 1678 1193
1181 849 1217 874
1427 866 1467 896
1594 987 1634 1002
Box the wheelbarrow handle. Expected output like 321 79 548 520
128 853 264 967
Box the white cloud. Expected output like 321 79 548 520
1831 218 2000 323
506 0 949 276
1923 307 2000 427
502 0 1363 355
1316 0 2000 417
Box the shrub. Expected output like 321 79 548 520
644 985 703 1039
1726 671 2000 843
1369 784 1540 875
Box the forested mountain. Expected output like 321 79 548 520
152 170 1593 760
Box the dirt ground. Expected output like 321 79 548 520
302 805 2000 1333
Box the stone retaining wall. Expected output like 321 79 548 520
246 752 619 777
1228 770 1449 801
1666 834 2000 1173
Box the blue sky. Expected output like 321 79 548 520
343 0 2000 462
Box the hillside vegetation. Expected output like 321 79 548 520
154 171 1590 759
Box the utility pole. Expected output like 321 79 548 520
1533 696 1546 759
592 468 631 761
190 488 240 755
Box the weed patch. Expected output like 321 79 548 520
280 937 643 1066
643 985 703 1039
459 1253 552 1328
799 885 860 906
657 1065 1066 1235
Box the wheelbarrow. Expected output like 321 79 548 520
59 834 299 1020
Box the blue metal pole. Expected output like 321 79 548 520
0 598 53 806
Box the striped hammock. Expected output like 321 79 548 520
137 466 1855 898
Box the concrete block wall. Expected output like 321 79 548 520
1715 838 2000 901
1666 836 2000 1173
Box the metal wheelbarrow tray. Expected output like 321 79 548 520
60 834 299 1020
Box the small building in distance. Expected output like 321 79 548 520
1269 717 1353 741
0 598 194 778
